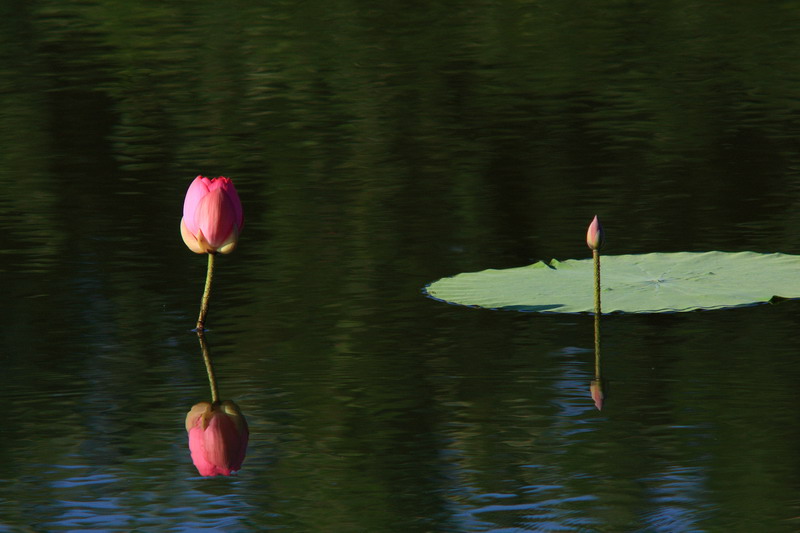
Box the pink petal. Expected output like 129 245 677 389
182 176 213 234
188 426 222 476
215 223 240 254
214 178 244 230
194 188 236 250
203 413 240 475
221 401 249 470
232 424 248 471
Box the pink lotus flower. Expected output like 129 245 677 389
586 215 604 251
185 400 249 476
180 176 244 254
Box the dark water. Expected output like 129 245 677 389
2 1 800 531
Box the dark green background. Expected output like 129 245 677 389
2 1 800 531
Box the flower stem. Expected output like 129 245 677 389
593 249 601 318
197 331 219 403
196 253 215 332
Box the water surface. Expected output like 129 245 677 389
2 1 800 531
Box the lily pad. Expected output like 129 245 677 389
424 252 800 313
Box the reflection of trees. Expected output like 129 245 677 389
20 0 800 255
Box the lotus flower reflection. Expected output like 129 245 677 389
185 400 249 476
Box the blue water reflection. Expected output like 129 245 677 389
641 465 711 532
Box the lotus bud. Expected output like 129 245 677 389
586 215 604 251
185 400 249 476
180 176 244 254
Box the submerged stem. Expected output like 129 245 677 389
197 331 219 403
594 312 601 376
196 253 216 332
593 248 602 376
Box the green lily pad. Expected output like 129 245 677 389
424 252 800 314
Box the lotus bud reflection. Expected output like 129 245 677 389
185 400 249 476
590 379 604 410
586 215 604 251
180 176 244 254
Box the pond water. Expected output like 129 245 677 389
2 1 800 531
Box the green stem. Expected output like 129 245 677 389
593 249 601 318
196 253 215 332
197 330 219 403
